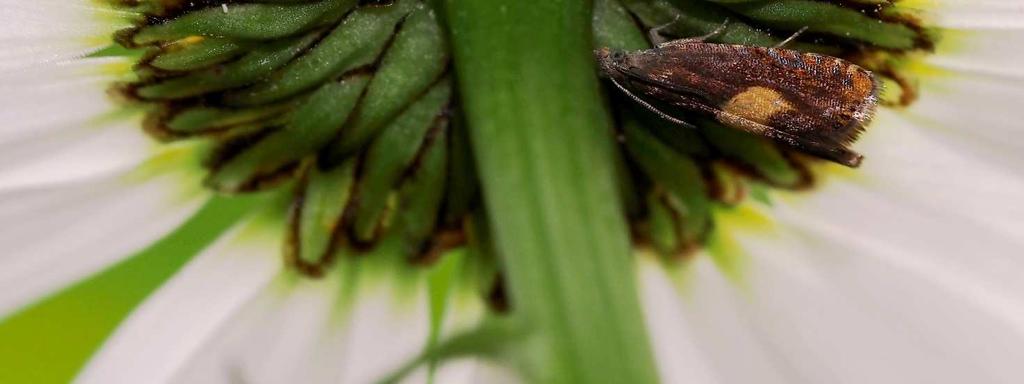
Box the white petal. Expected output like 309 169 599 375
0 1 133 69
667 186 1024 383
98 250 437 384
433 358 523 384
167 271 346 384
0 58 155 190
433 359 485 384
674 242 1024 384
638 258 721 384
662 257 802 384
920 0 1024 29
898 71 1024 172
0 158 206 317
312 271 432 384
751 209 1023 382
76 219 284 384
463 360 523 383
853 109 1024 242
925 28 1024 78
658 97 1024 381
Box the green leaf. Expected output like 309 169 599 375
445 0 659 382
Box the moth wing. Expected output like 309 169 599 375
620 73 865 167
617 44 877 167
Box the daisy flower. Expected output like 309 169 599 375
1 0 1022 383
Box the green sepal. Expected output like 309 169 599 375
389 125 450 258
349 79 452 244
164 103 293 135
327 3 450 159
724 0 922 49
206 74 370 192
137 32 322 100
699 119 806 188
708 161 747 206
645 189 683 257
440 112 478 226
642 112 713 157
223 0 415 106
286 159 358 276
147 38 249 71
623 115 711 245
624 0 837 53
130 1 357 45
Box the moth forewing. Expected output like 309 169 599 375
596 40 879 168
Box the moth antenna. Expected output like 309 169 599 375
608 77 697 129
774 26 808 49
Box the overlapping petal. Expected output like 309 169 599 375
0 166 206 317
916 0 1024 30
0 58 155 190
79 218 465 383
649 1 1024 381
0 56 209 318
76 220 284 384
670 203 1024 383
0 1 134 70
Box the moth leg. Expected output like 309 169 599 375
648 15 682 46
652 18 730 49
773 26 808 48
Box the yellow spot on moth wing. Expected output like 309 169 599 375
718 86 794 126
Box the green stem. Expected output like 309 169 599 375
444 1 659 383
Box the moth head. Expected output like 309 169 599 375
594 47 627 78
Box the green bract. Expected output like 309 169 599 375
119 0 458 279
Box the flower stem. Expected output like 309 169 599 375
444 1 659 382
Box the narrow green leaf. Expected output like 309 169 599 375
445 1 660 382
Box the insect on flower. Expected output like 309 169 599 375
596 22 879 167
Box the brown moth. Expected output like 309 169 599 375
596 26 879 167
